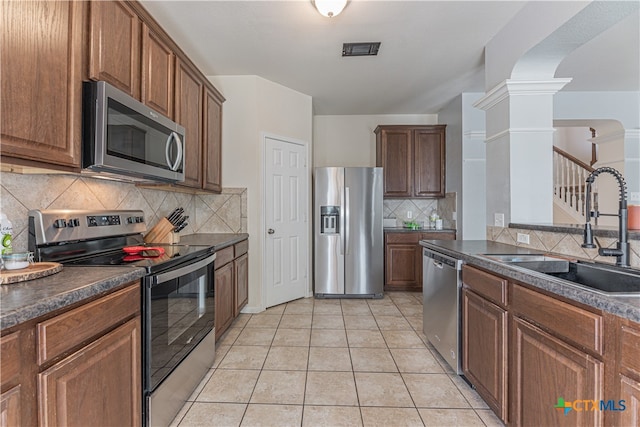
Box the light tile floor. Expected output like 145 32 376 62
170 292 505 427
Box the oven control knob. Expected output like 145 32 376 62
53 219 67 228
67 218 80 228
127 216 135 224
136 216 144 223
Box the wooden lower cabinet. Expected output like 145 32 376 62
0 282 141 427
215 239 249 340
215 262 235 340
618 376 640 425
0 386 21 427
384 231 454 291
462 288 507 421
510 316 603 426
235 253 249 316
38 318 141 427
609 318 640 425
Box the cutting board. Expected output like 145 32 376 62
0 262 63 285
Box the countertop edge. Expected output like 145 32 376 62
1 267 146 331
509 222 640 240
1 233 248 332
179 233 249 249
384 228 456 233
420 239 640 323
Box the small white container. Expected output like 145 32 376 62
2 252 33 270
435 219 443 230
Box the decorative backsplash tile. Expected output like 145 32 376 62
0 172 247 251
487 225 640 268
383 192 457 229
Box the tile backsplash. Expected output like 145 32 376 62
0 172 247 252
383 192 457 229
487 225 640 268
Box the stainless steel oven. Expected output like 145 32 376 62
145 251 216 427
28 209 217 427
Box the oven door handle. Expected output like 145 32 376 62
152 253 216 285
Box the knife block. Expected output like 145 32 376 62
144 218 180 244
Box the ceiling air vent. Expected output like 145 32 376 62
342 42 381 57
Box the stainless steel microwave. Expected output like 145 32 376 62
82 81 185 182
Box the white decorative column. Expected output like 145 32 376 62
475 79 571 225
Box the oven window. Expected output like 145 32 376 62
147 260 214 391
167 276 207 343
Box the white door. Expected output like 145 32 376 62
264 136 309 307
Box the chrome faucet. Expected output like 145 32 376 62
582 166 630 267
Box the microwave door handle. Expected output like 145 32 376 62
165 132 184 171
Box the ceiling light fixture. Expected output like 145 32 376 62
313 0 347 18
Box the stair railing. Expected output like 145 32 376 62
553 147 598 221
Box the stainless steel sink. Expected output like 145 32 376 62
481 253 640 296
482 254 570 273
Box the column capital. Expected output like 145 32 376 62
474 78 573 111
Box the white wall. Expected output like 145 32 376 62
554 91 640 223
461 93 487 239
438 93 486 240
313 114 437 167
553 127 593 165
485 2 588 88
208 75 313 312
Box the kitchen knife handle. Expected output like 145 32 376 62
345 186 350 255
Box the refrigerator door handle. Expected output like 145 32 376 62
345 186 350 254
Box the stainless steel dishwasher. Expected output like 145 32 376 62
422 247 463 374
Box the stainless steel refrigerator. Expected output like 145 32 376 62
314 167 384 298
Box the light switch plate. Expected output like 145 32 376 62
494 213 505 227
629 192 640 202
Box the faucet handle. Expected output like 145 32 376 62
593 236 603 250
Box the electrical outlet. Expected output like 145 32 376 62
494 213 505 227
517 233 530 244
629 192 640 203
452 211 457 221
407 211 412 219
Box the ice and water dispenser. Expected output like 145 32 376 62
320 206 340 234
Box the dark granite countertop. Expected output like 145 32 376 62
384 227 456 233
509 223 640 240
1 266 146 331
0 234 248 332
179 233 249 249
419 239 640 323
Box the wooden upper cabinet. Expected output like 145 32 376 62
174 58 204 189
376 128 413 197
414 127 445 197
375 125 446 198
0 0 84 169
141 23 174 118
203 86 224 192
88 1 141 99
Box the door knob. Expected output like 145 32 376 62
268 228 275 234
